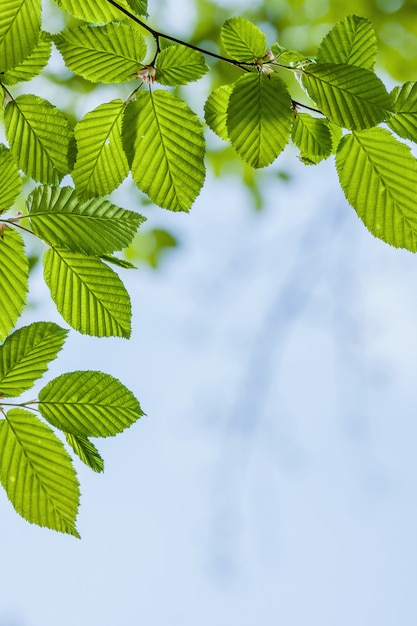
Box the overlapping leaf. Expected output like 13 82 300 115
65 433 104 473
27 186 144 255
44 248 131 337
123 91 205 212
0 0 41 72
291 113 333 164
39 371 144 437
302 63 392 130
155 45 208 85
54 24 146 83
0 229 29 342
0 145 21 213
227 73 293 168
4 95 73 184
53 0 147 22
0 409 80 537
221 17 266 62
0 322 67 398
2 32 52 86
336 128 417 251
317 15 377 69
387 82 417 143
72 100 129 197
204 84 233 141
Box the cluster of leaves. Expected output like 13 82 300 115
1 0 417 536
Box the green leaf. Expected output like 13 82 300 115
27 186 144 255
126 0 148 15
155 45 209 86
72 100 129 198
0 322 67 398
54 24 146 83
227 73 293 168
123 91 205 212
1 32 52 86
204 84 233 141
38 371 144 437
0 0 41 72
0 229 29 343
44 248 132 338
387 82 417 143
0 408 80 537
65 433 104 473
270 43 305 67
291 113 333 163
101 255 137 269
221 17 267 62
317 15 377 69
4 95 73 184
336 128 417 251
302 63 392 130
0 145 22 214
53 0 146 22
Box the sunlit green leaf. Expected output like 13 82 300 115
317 15 377 69
123 90 205 212
126 0 148 15
155 45 209 86
291 113 333 163
44 248 131 338
2 32 52 86
72 100 129 197
227 73 293 168
27 186 144 255
4 95 73 184
387 82 417 143
39 371 144 437
53 0 146 22
204 84 233 141
54 24 146 83
0 322 67 398
0 0 41 72
336 128 417 251
302 63 392 130
0 145 21 214
0 408 80 537
0 229 29 343
270 43 305 66
221 17 266 62
65 433 104 473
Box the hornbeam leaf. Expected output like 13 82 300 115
317 15 377 69
0 322 67 398
0 229 29 342
155 45 209 86
4 95 73 184
0 145 22 213
27 186 144 255
123 91 205 212
54 24 146 83
204 84 233 141
53 0 147 22
227 73 293 168
72 100 129 198
221 17 267 62
0 408 80 537
38 371 144 437
387 82 417 143
65 433 104 473
302 63 392 130
44 248 131 338
291 113 333 163
2 32 52 86
336 128 417 251
0 0 41 72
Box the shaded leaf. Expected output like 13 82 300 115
227 73 293 168
221 17 266 62
0 322 67 398
65 433 104 473
0 408 80 537
39 371 144 437
291 113 333 163
0 145 22 214
44 248 131 338
317 15 377 69
204 84 233 141
387 82 417 143
336 128 417 251
123 91 205 212
0 0 41 72
0 229 29 342
2 32 52 86
155 45 208 86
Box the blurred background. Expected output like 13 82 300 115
1 0 417 624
